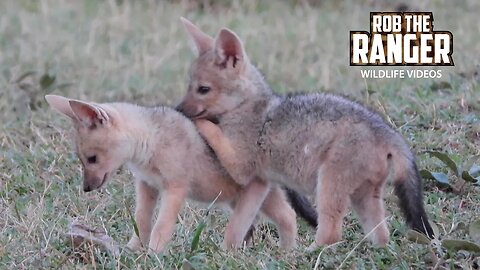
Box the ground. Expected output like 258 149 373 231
0 0 479 269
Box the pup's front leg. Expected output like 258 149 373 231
195 119 251 185
148 185 187 253
259 185 298 249
127 179 159 251
224 177 271 249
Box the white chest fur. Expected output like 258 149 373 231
126 162 165 189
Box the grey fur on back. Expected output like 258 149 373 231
217 65 433 237
217 66 404 188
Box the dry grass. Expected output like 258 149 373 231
0 0 479 269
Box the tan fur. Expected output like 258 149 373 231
45 95 297 252
177 19 433 249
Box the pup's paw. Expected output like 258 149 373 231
306 239 343 252
194 119 223 142
222 239 239 251
126 235 143 251
147 240 165 254
147 245 164 256
306 242 319 253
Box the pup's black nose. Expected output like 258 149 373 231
83 185 92 192
175 104 185 114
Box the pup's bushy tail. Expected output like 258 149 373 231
284 187 317 227
392 149 434 238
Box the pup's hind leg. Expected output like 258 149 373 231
309 166 350 250
260 185 298 249
351 181 389 246
127 180 159 250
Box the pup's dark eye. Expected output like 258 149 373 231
87 155 97 164
197 86 211 95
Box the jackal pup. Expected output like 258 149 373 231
45 95 306 252
176 19 434 250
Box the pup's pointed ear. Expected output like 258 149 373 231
68 100 110 128
45 95 76 119
214 28 248 72
181 17 214 55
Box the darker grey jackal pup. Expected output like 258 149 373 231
176 18 434 250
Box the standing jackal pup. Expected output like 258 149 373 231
45 95 301 252
176 18 435 250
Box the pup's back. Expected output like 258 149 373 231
124 105 241 202
261 93 433 240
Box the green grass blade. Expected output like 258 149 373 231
426 151 459 176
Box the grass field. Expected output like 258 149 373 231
1 0 479 269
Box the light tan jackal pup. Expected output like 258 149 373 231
45 95 300 252
176 18 434 250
